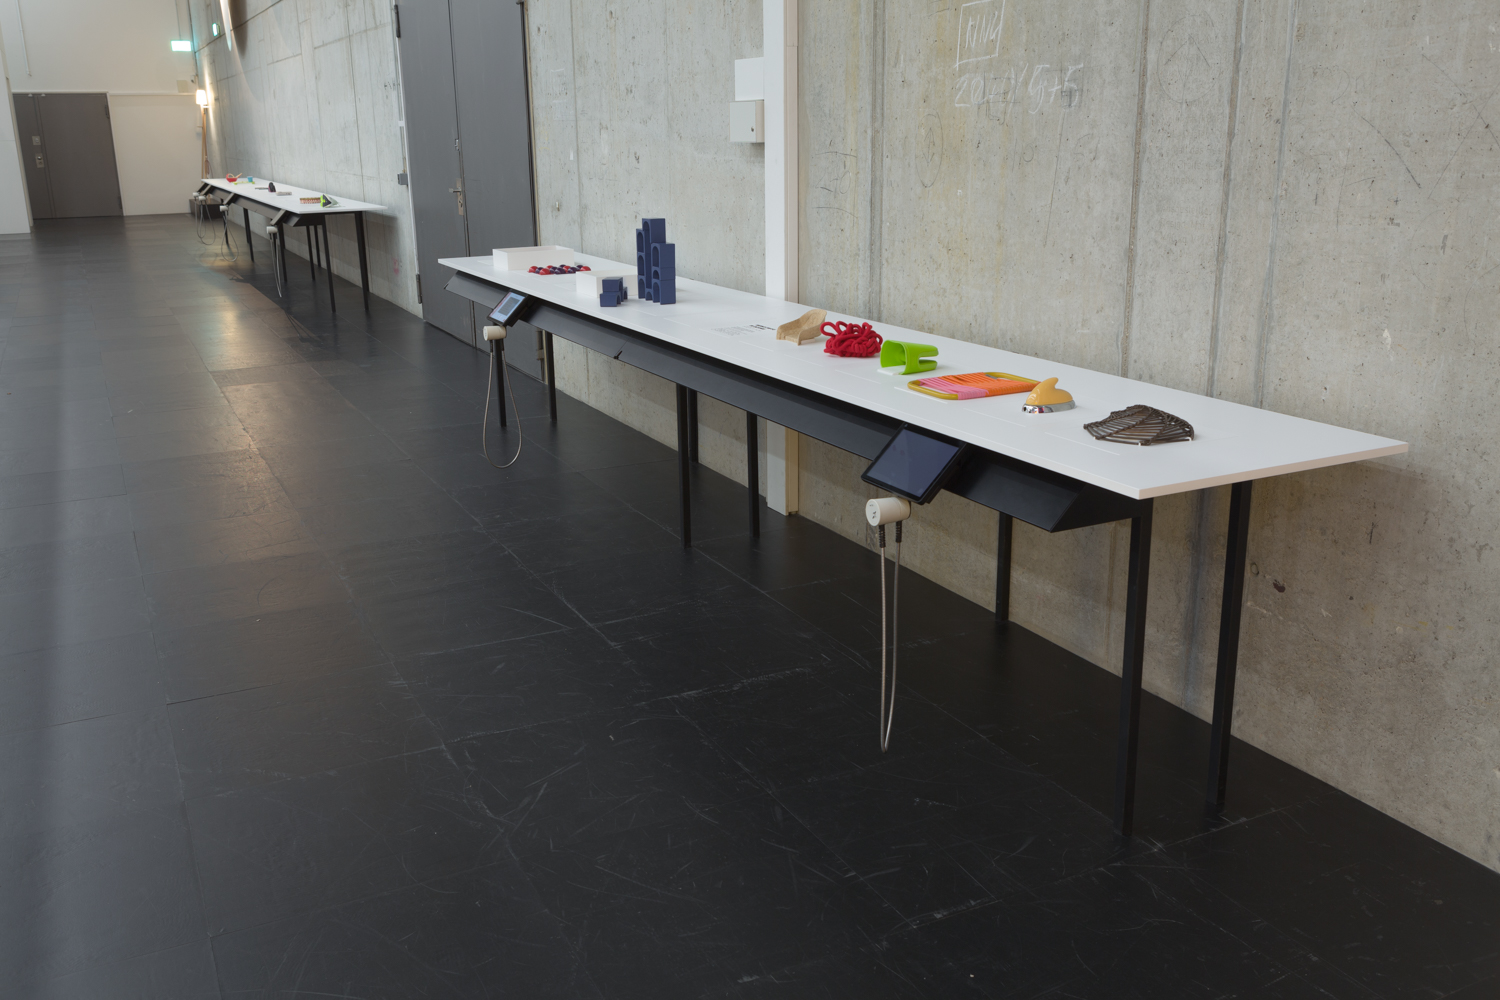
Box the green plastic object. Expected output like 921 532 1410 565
879 340 938 375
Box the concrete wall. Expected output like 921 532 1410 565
527 0 1500 870
192 0 416 313
0 0 202 218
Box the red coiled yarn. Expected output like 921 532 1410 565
821 320 883 358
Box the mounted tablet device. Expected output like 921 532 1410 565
488 291 532 327
861 425 968 504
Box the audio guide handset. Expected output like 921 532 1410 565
860 427 968 751
480 294 534 470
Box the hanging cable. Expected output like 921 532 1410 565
867 496 911 752
481 326 523 469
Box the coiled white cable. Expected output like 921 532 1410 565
482 326 523 469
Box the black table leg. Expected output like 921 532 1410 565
746 412 760 539
493 340 506 428
544 331 557 422
1113 502 1154 837
1206 480 1254 815
322 223 336 313
354 212 370 311
242 208 254 261
676 384 692 548
996 512 1013 622
687 389 699 463
277 222 287 282
306 229 317 281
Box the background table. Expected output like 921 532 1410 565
440 251 1407 836
197 178 385 312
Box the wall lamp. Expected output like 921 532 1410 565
170 40 192 52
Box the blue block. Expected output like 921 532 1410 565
651 266 676 284
638 276 649 300
636 251 646 277
641 217 666 248
602 277 623 293
653 277 676 305
635 228 644 255
651 242 675 269
599 290 622 307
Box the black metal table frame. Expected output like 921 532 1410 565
194 183 373 313
448 271 1254 838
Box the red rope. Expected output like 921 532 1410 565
821 320 883 358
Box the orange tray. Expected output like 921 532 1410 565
907 372 1038 400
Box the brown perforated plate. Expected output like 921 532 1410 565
1084 405 1194 445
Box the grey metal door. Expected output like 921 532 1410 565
13 96 53 219
450 0 541 375
396 0 474 344
17 94 123 219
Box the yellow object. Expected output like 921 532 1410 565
1022 377 1076 413
776 308 826 344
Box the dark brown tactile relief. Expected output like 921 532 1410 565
0 215 1493 999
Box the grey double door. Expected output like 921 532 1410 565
397 0 537 352
13 93 124 219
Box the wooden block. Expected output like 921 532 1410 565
776 309 826 345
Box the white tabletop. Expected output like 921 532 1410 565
440 252 1407 500
200 178 384 215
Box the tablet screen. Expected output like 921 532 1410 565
489 291 528 326
861 427 967 504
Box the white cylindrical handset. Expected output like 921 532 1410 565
482 325 507 341
866 496 911 526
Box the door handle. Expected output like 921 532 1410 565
449 186 465 216
34 155 43 168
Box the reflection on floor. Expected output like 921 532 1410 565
1 215 1495 998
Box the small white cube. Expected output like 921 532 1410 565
576 269 635 297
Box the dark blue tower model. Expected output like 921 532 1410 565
636 217 676 305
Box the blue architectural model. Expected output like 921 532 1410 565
636 217 676 305
599 276 627 307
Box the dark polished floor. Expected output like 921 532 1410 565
1 215 1496 999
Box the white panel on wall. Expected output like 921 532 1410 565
109 95 199 216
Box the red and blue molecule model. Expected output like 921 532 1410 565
528 264 591 275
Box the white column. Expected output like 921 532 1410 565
763 0 799 515
0 18 30 235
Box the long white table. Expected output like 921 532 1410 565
439 250 1408 835
197 178 386 312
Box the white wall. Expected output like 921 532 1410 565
109 94 198 216
0 0 201 217
0 0 198 93
0 20 31 235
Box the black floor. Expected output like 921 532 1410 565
1 216 1495 999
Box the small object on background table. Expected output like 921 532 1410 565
879 340 938 375
320 195 338 208
1085 405 1194 444
1021 377 1075 413
267 182 276 192
822 320 883 357
777 309 827 344
909 372 1037 400
299 196 321 204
